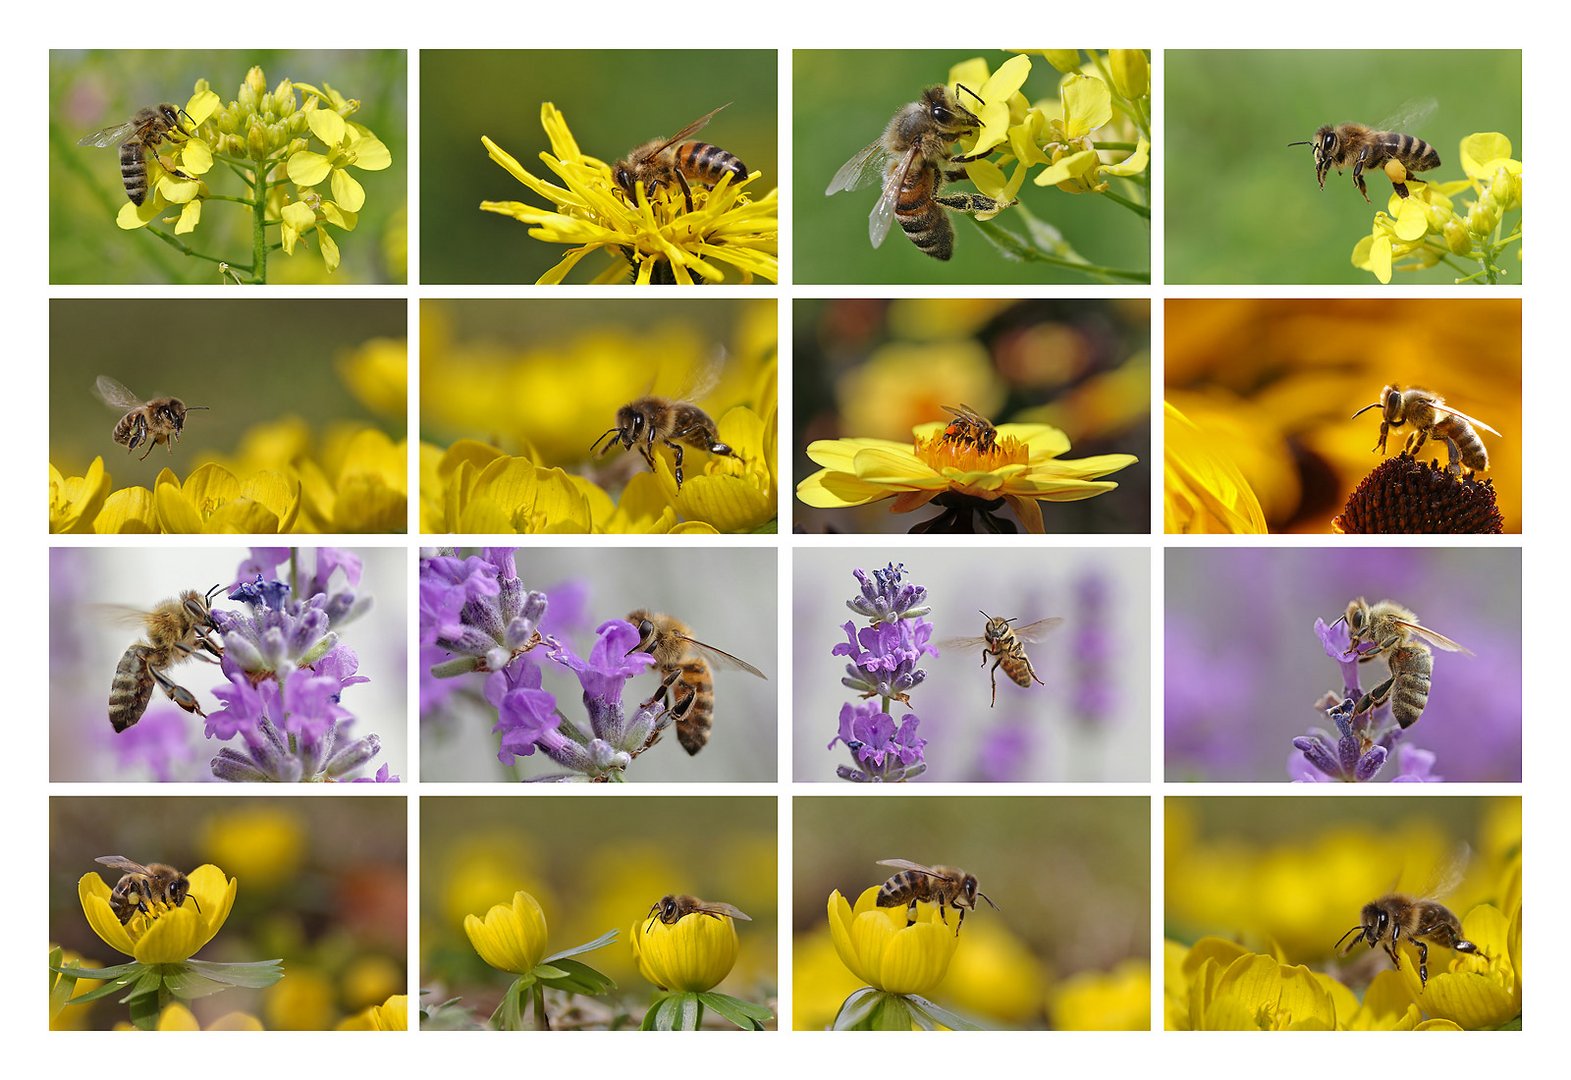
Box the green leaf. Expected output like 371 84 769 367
697 991 770 1030
531 964 570 980
905 994 983 1030
121 966 164 1002
535 957 616 996
180 958 285 991
48 959 142 981
971 211 1149 283
749 520 779 534
645 992 681 1031
830 987 882 1031
869 993 913 1031
488 976 527 1031
675 992 702 1031
543 928 619 963
52 966 148 1005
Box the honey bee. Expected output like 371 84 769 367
612 104 749 213
107 585 225 733
95 375 207 461
938 612 1064 708
78 103 197 206
1352 385 1500 477
1289 100 1440 201
95 856 200 924
826 85 1008 260
627 609 767 755
643 894 752 931
1335 848 1483 988
590 354 736 491
939 404 998 454
1332 598 1471 729
875 860 998 932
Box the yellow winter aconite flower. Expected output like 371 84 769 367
465 890 550 976
1399 903 1520 1029
1176 939 1338 1030
157 1003 265 1030
152 463 301 533
633 911 741 993
792 928 865 1031
1163 401 1268 533
655 405 776 532
49 948 103 1030
938 918 1048 1025
79 864 237 965
298 428 408 532
200 806 305 888
827 887 959 997
798 421 1135 534
1051 960 1150 1030
49 456 111 532
481 103 777 285
337 337 409 420
337 993 408 1031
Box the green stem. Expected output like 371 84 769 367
252 166 268 285
289 547 299 601
1099 188 1149 218
534 984 551 1031
1095 141 1137 150
146 227 252 274
204 192 256 206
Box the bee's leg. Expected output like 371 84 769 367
1353 674 1395 718
989 657 1003 708
662 438 686 489
674 169 695 213
936 191 1008 217
1373 419 1390 454
1442 436 1462 478
1414 939 1429 987
640 666 686 711
1352 146 1372 202
941 167 973 182
138 439 158 461
906 901 918 928
173 639 222 664
150 667 206 718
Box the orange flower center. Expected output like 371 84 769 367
914 432 1028 473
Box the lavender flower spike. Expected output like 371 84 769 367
832 563 934 783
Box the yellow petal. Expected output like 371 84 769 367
1061 74 1113 138
174 199 202 234
180 138 213 175
1460 132 1513 181
287 151 334 188
349 133 392 171
184 89 220 125
331 167 366 213
1101 139 1150 177
795 469 895 509
93 486 157 533
307 109 346 147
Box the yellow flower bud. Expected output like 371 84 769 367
1466 200 1497 236
1042 50 1082 72
1443 219 1471 255
245 66 267 97
633 910 741 993
247 121 269 160
826 887 959 997
464 890 549 975
1109 50 1148 99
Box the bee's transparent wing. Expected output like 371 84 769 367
935 633 990 650
1392 619 1473 655
1418 842 1471 901
96 855 152 875
78 119 139 148
678 634 768 679
941 404 990 424
869 145 920 248
1436 403 1503 438
877 859 941 876
1376 97 1439 133
650 103 730 157
667 346 728 403
826 138 888 196
1012 616 1066 644
94 375 143 409
90 602 157 629
691 900 752 921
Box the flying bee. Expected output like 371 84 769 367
643 894 753 932
1352 384 1500 477
626 609 767 756
94 375 207 460
826 85 1009 261
1332 598 1471 729
1289 99 1440 201
939 403 998 454
78 103 197 206
106 585 225 733
590 352 738 490
94 856 200 925
937 612 1064 708
1336 847 1483 988
611 103 749 214
875 860 998 932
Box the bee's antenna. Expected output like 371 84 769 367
644 903 660 934
185 894 203 914
205 582 225 604
1287 140 1312 147
1350 402 1384 419
955 83 985 109
978 891 1000 911
1329 614 1349 631
1334 924 1366 954
589 427 622 455
978 609 992 620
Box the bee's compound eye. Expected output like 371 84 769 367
1322 133 1336 151
932 105 953 123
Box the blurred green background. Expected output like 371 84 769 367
1165 50 1521 284
794 796 1149 1029
419 50 777 284
50 298 406 488
51 796 407 1030
50 50 407 284
794 50 1150 284
420 796 776 1030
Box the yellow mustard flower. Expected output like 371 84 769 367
481 103 777 285
827 887 958 997
337 993 408 1031
633 911 741 993
153 463 301 533
1051 960 1150 1030
798 421 1136 534
157 1002 265 1030
286 103 392 214
1163 401 1268 533
49 457 112 533
465 890 550 976
114 89 221 233
79 864 237 965
1108 50 1148 100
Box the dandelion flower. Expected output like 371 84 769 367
482 103 777 285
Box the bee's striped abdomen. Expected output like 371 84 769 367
1379 131 1440 174
120 141 150 205
1389 644 1433 729
1434 413 1489 471
110 644 155 733
672 657 715 755
895 162 953 260
674 140 747 187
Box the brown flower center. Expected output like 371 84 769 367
1333 454 1503 534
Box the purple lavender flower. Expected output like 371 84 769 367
110 707 202 783
832 563 933 783
828 701 927 782
204 550 390 783
1070 574 1116 726
974 722 1032 783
